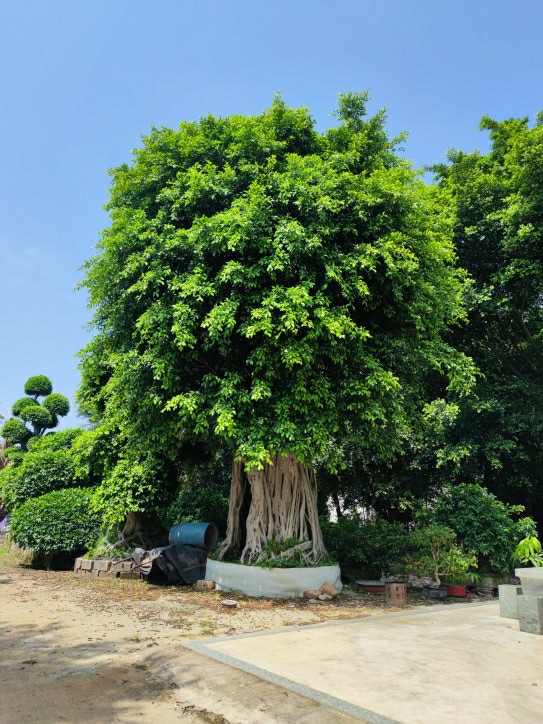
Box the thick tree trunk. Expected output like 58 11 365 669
218 453 326 565
109 512 168 550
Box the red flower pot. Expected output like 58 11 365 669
445 584 467 597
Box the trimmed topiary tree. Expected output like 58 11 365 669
1 375 70 446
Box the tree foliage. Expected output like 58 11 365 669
433 114 543 522
78 94 474 554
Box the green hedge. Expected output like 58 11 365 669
321 515 409 578
9 487 101 554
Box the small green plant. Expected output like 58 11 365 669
513 537 543 567
247 538 337 569
405 524 478 587
199 620 215 635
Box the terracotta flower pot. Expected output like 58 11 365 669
445 584 467 597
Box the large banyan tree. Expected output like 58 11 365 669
79 93 474 564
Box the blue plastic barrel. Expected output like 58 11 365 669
169 521 219 550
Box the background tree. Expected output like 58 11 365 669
433 114 543 527
79 93 474 564
1 375 70 447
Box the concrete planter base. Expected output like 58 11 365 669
205 559 342 599
515 567 543 596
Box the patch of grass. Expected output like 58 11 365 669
199 619 215 635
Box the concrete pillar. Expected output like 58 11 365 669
518 595 543 635
498 584 522 619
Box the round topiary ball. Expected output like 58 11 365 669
1 419 31 445
20 404 52 428
12 397 38 417
24 375 53 398
42 393 70 417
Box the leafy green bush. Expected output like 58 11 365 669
42 393 70 417
0 428 90 511
20 404 52 428
0 466 21 511
163 468 229 535
11 397 37 416
2 375 70 444
27 428 84 453
404 523 477 586
11 449 77 505
321 515 409 578
9 487 101 554
1 419 30 446
430 484 537 573
24 375 53 397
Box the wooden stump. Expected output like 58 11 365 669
385 582 407 606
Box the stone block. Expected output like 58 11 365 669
93 559 112 572
119 570 139 579
498 584 522 619
196 579 215 591
111 560 133 573
74 557 83 572
80 559 93 571
518 595 543 635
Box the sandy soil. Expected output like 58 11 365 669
0 546 478 723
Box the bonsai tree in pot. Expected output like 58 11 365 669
405 523 477 598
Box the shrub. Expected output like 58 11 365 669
24 375 53 397
1 419 31 446
404 523 477 586
163 466 230 535
11 449 77 505
9 487 101 554
20 404 52 428
321 514 409 578
27 428 84 453
11 397 37 416
0 428 90 511
42 393 70 417
0 466 21 511
430 484 537 573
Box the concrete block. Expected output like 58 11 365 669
80 559 93 571
498 584 522 619
196 579 215 591
93 559 112 572
119 570 139 579
518 595 543 635
74 557 83 572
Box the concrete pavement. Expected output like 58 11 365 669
186 601 543 723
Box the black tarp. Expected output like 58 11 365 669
132 544 207 585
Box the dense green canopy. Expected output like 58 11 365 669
79 93 474 534
434 114 543 520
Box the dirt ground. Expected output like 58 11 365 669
0 545 481 723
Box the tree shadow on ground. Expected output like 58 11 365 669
0 619 196 723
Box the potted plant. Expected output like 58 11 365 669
512 536 543 596
405 524 478 600
442 570 481 598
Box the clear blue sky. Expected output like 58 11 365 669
1 0 542 428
